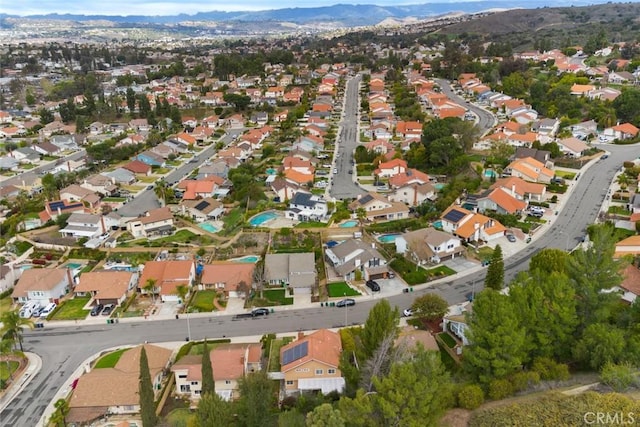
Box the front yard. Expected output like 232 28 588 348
190 290 219 312
94 348 128 368
250 288 294 307
49 297 91 320
327 282 361 297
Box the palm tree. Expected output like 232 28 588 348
1 309 34 353
49 398 69 427
143 278 157 303
175 284 189 312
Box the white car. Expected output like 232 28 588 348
403 309 413 317
333 168 338 174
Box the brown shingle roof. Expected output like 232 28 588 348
12 268 69 298
280 329 342 372
74 271 133 299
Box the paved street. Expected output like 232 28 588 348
330 74 365 200
434 78 496 135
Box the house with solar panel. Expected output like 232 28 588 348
286 192 328 222
279 330 345 395
440 206 507 244
180 198 224 222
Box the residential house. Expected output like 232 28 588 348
280 330 345 395
59 184 101 212
67 344 172 425
286 192 328 222
180 198 224 221
122 160 152 176
178 179 219 200
59 213 108 240
571 120 598 140
364 139 394 155
0 156 19 171
39 199 86 223
282 156 315 175
619 265 640 304
127 206 174 238
136 150 166 167
395 228 464 265
128 118 150 132
74 271 137 306
614 235 640 258
388 168 431 188
442 303 473 346
201 263 255 298
293 134 324 153
33 141 62 156
0 264 21 294
440 206 507 243
270 178 302 202
138 259 195 302
12 268 72 304
557 137 589 157
11 147 40 164
375 158 407 178
264 253 316 294
505 157 554 183
348 193 410 222
514 148 553 168
103 168 136 185
604 123 640 140
388 182 437 207
172 343 262 402
477 188 528 215
395 121 423 138
81 174 117 196
490 176 546 202
325 239 388 281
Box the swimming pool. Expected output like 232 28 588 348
433 220 443 229
339 220 358 228
19 264 34 270
198 222 219 233
64 262 82 270
250 211 278 227
266 168 277 175
484 169 496 178
230 255 260 263
377 234 400 243
434 183 446 191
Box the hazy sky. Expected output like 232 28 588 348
1 0 433 16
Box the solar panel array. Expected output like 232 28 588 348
194 200 210 211
359 194 374 204
281 340 309 366
443 209 466 223
49 201 83 211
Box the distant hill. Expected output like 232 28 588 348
0 0 626 27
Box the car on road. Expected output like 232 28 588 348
251 308 270 317
403 308 413 317
336 298 356 307
366 280 380 292
101 304 115 316
333 168 338 174
90 304 104 316
146 185 154 190
506 234 516 243
348 170 353 174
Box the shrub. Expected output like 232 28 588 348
510 371 540 392
532 357 570 381
488 379 514 400
600 362 638 392
458 384 485 409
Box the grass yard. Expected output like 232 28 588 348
50 297 91 320
389 257 429 285
137 176 157 183
94 348 128 368
102 197 126 202
190 290 217 312
0 297 13 314
153 167 171 174
14 240 33 256
164 408 194 427
554 170 576 180
263 289 294 305
425 265 456 278
121 184 145 192
267 337 294 372
0 361 20 381
439 332 457 348
608 205 631 216
327 282 361 298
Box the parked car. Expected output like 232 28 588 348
336 298 356 307
90 304 104 316
366 280 380 292
251 308 269 317
39 302 57 318
403 308 413 317
101 304 115 316
506 234 516 243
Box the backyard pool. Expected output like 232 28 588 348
229 255 260 263
434 183 446 191
198 222 219 233
266 168 277 175
19 264 34 270
250 211 278 227
339 220 358 228
484 169 496 179
377 234 400 243
433 220 443 229
64 262 83 270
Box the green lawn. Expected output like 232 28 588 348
20 163 36 169
14 241 33 256
439 332 457 348
294 221 328 228
0 297 13 314
0 361 20 381
554 170 576 180
165 408 194 427
327 282 361 298
263 289 294 305
389 258 429 285
425 265 456 278
608 205 631 216
50 297 91 320
94 348 128 368
267 337 294 372
102 197 126 202
190 290 217 312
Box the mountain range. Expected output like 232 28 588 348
0 0 628 27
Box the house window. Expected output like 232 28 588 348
123 405 135 411
195 390 201 394
191 381 199 385
178 374 187 379
315 369 324 375
225 380 231 385
328 369 336 374
180 385 191 392
286 380 294 385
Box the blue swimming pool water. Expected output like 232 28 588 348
434 183 446 191
339 220 358 228
378 234 400 243
20 265 34 270
198 222 219 233
266 168 277 175
250 211 278 227
65 262 82 270
433 220 443 229
231 255 260 263
484 170 496 178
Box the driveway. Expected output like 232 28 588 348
442 257 480 273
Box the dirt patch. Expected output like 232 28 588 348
440 408 472 427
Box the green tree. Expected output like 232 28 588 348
410 293 449 321
236 371 277 427
0 309 34 352
573 323 626 370
360 299 399 359
143 278 157 303
337 389 376 427
278 409 306 427
139 347 158 427
41 173 59 200
509 270 578 362
49 398 69 427
201 339 215 396
38 107 54 124
612 87 640 126
464 290 527 383
305 403 345 427
529 248 568 274
457 384 484 410
600 362 638 392
484 245 504 290
196 392 233 427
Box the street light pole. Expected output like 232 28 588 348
186 310 192 342
344 292 348 327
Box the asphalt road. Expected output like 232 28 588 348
435 78 496 135
0 149 87 190
330 74 366 200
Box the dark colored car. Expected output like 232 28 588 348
336 298 356 307
251 308 270 317
506 234 516 243
102 304 115 316
90 304 104 316
366 280 380 292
